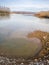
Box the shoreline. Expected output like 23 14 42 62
27 30 49 57
34 11 49 18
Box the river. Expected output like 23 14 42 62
0 14 49 58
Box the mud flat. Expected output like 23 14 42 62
27 30 49 40
27 30 49 57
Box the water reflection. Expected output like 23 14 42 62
0 14 10 20
0 14 49 57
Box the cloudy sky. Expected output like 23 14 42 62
0 0 49 12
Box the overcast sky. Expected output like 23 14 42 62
0 0 49 12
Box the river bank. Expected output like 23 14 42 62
34 11 49 18
27 30 49 57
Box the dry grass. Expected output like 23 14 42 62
34 11 49 18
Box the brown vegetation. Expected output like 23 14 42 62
34 11 49 18
0 7 10 16
27 30 49 57
27 31 49 40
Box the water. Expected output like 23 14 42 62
0 14 49 57
0 14 49 35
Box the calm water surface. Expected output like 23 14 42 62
0 14 49 57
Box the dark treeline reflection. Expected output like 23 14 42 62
0 14 10 20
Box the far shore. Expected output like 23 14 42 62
0 10 49 19
34 11 49 18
